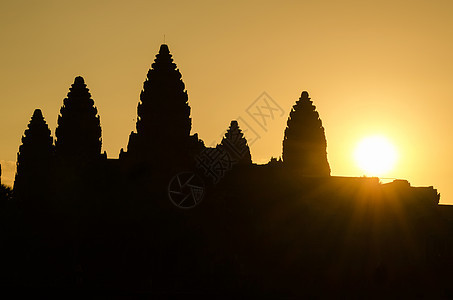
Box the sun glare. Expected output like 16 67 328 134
354 136 398 177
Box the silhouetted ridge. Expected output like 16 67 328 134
3 44 446 298
55 76 102 160
283 91 330 176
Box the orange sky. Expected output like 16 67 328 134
1 0 452 203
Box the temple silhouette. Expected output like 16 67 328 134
1 44 453 298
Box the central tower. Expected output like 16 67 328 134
125 44 197 168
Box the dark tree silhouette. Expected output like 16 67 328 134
0 184 12 203
14 109 54 201
282 91 330 176
55 76 102 160
220 120 252 165
126 44 192 162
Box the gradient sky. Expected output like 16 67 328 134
1 0 452 203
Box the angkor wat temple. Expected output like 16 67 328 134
1 44 452 298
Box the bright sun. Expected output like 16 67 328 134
354 136 398 177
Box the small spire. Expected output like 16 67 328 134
74 76 85 85
159 44 170 54
33 109 43 118
301 91 310 99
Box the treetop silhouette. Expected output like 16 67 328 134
0 183 12 203
55 76 102 160
283 91 330 176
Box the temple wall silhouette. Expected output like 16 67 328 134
2 44 452 297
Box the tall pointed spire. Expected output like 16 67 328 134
55 76 102 160
14 109 54 199
127 44 192 162
282 91 330 176
16 109 54 176
136 44 191 139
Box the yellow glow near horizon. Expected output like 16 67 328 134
354 136 398 177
